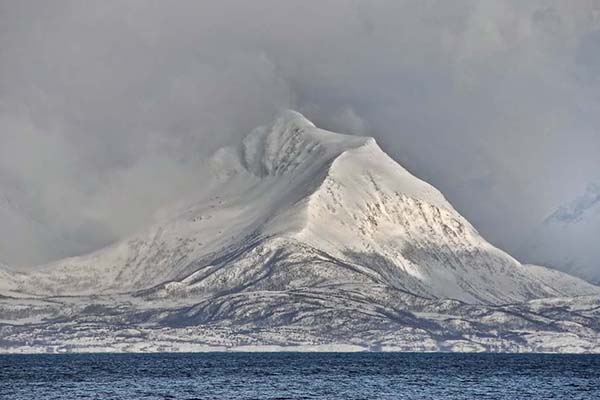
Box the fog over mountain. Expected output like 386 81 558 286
519 182 600 284
1 1 600 274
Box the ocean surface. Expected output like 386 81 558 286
1 352 599 399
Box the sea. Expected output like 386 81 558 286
1 352 599 399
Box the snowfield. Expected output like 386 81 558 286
1 110 599 353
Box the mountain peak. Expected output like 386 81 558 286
272 109 316 129
239 110 374 178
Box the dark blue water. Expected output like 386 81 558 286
1 353 599 399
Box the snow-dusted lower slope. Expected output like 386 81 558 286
1 110 599 352
520 183 600 284
1 289 599 353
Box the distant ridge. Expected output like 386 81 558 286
521 182 600 284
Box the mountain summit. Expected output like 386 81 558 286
1 111 599 353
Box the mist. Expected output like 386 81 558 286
1 0 599 269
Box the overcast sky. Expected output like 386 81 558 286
1 0 600 267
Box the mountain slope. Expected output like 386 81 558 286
521 183 600 284
11 111 598 304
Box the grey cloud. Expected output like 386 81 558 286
0 1 599 269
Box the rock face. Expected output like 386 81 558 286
1 111 599 353
520 183 600 285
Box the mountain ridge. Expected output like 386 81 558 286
1 110 599 353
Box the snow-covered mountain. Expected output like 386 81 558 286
1 111 599 353
9 111 595 302
520 183 600 284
